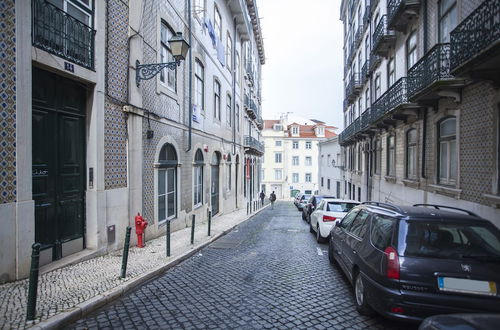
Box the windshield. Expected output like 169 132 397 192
301 195 311 201
326 202 359 212
401 221 500 259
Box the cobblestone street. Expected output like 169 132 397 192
68 201 415 329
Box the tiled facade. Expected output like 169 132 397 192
0 0 16 204
339 0 500 226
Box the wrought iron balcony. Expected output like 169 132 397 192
372 15 396 57
369 53 382 74
450 0 500 79
363 6 371 25
361 108 372 131
32 0 95 70
361 60 370 83
354 25 364 50
245 64 254 85
345 73 362 102
408 43 464 102
387 0 420 32
256 117 263 130
244 136 264 155
244 94 257 119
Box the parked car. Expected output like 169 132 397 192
419 313 500 330
309 198 359 242
293 192 302 207
296 194 311 211
328 202 500 322
301 195 336 222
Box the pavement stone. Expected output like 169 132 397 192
65 202 417 330
0 204 267 329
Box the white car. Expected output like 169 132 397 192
309 198 360 243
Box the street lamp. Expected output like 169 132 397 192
136 32 190 87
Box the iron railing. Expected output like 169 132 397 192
361 60 370 82
408 43 453 99
245 64 254 85
363 5 371 24
450 0 500 72
361 108 372 130
244 136 264 154
369 53 382 73
387 0 404 28
354 25 364 50
372 15 395 54
371 77 409 123
32 0 95 70
345 73 362 100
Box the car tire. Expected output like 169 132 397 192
309 221 314 233
328 240 336 264
302 212 306 221
316 225 325 243
353 272 375 316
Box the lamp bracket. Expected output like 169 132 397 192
136 60 180 87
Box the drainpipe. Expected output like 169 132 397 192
186 0 193 152
232 17 237 155
421 0 428 178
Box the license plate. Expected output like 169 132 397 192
438 277 497 296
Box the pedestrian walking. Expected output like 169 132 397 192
269 191 276 209
259 191 266 207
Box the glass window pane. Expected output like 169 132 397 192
167 192 175 217
158 170 166 195
440 142 448 180
167 168 175 193
440 118 456 137
158 195 166 221
450 140 457 180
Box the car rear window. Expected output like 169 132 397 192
326 202 358 212
370 214 397 250
401 221 500 259
301 195 311 201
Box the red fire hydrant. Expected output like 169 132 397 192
135 212 148 248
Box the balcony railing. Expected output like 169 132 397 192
372 15 396 56
354 25 364 50
256 117 263 129
369 53 382 74
361 60 370 83
244 136 264 154
32 0 95 70
245 64 254 85
345 73 362 101
450 0 500 73
361 108 372 130
363 6 371 24
408 43 455 100
387 0 420 31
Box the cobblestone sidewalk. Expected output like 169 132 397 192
0 205 266 330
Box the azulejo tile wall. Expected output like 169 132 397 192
104 0 129 190
0 0 17 204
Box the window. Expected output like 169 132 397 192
305 156 312 166
235 52 240 85
387 135 395 176
293 173 299 183
339 210 359 229
227 154 232 191
226 94 232 126
160 22 176 91
292 156 299 166
374 74 381 99
292 141 299 149
438 117 457 185
274 124 283 131
305 141 312 149
275 152 282 163
371 215 397 250
158 144 177 222
48 0 93 26
193 149 204 206
275 140 282 147
327 179 331 190
226 33 232 71
358 96 363 114
236 105 240 131
274 169 282 180
194 60 204 110
387 57 395 87
336 181 340 197
350 210 370 238
214 80 221 120
292 126 299 135
357 144 362 171
374 138 381 174
214 5 222 40
439 0 457 43
364 37 370 63
406 31 417 71
321 177 324 187
305 173 312 182
406 129 417 179
365 87 370 110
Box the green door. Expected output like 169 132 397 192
32 68 86 261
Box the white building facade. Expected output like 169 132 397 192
318 137 345 199
262 118 337 199
339 0 500 227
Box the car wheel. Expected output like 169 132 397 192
316 225 325 243
328 240 336 264
354 272 375 316
302 212 306 221
309 221 314 233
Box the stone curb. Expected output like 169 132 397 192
29 205 269 330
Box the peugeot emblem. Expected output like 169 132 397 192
461 264 472 272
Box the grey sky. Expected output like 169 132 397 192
257 0 344 128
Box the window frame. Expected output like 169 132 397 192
439 0 457 43
305 141 312 149
275 152 282 163
437 117 457 185
387 135 396 176
157 143 178 223
226 32 232 71
387 56 395 88
226 93 232 127
292 141 299 149
406 31 417 71
214 4 222 40
160 21 177 92
406 128 418 179
305 173 312 183
193 149 204 207
213 79 221 121
194 59 205 111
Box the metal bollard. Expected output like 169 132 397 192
208 210 212 236
166 220 171 257
190 214 195 245
247 202 249 214
120 227 131 279
26 243 41 321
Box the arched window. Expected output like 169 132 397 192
387 135 396 176
438 117 457 184
227 154 232 191
193 149 204 206
406 129 417 179
158 144 177 222
194 60 204 111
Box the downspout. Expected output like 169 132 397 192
186 0 193 152
421 0 428 178
232 17 237 155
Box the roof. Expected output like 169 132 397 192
245 0 265 64
287 124 337 138
263 120 280 129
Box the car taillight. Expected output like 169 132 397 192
384 246 400 280
322 215 337 222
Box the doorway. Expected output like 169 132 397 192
211 152 221 215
